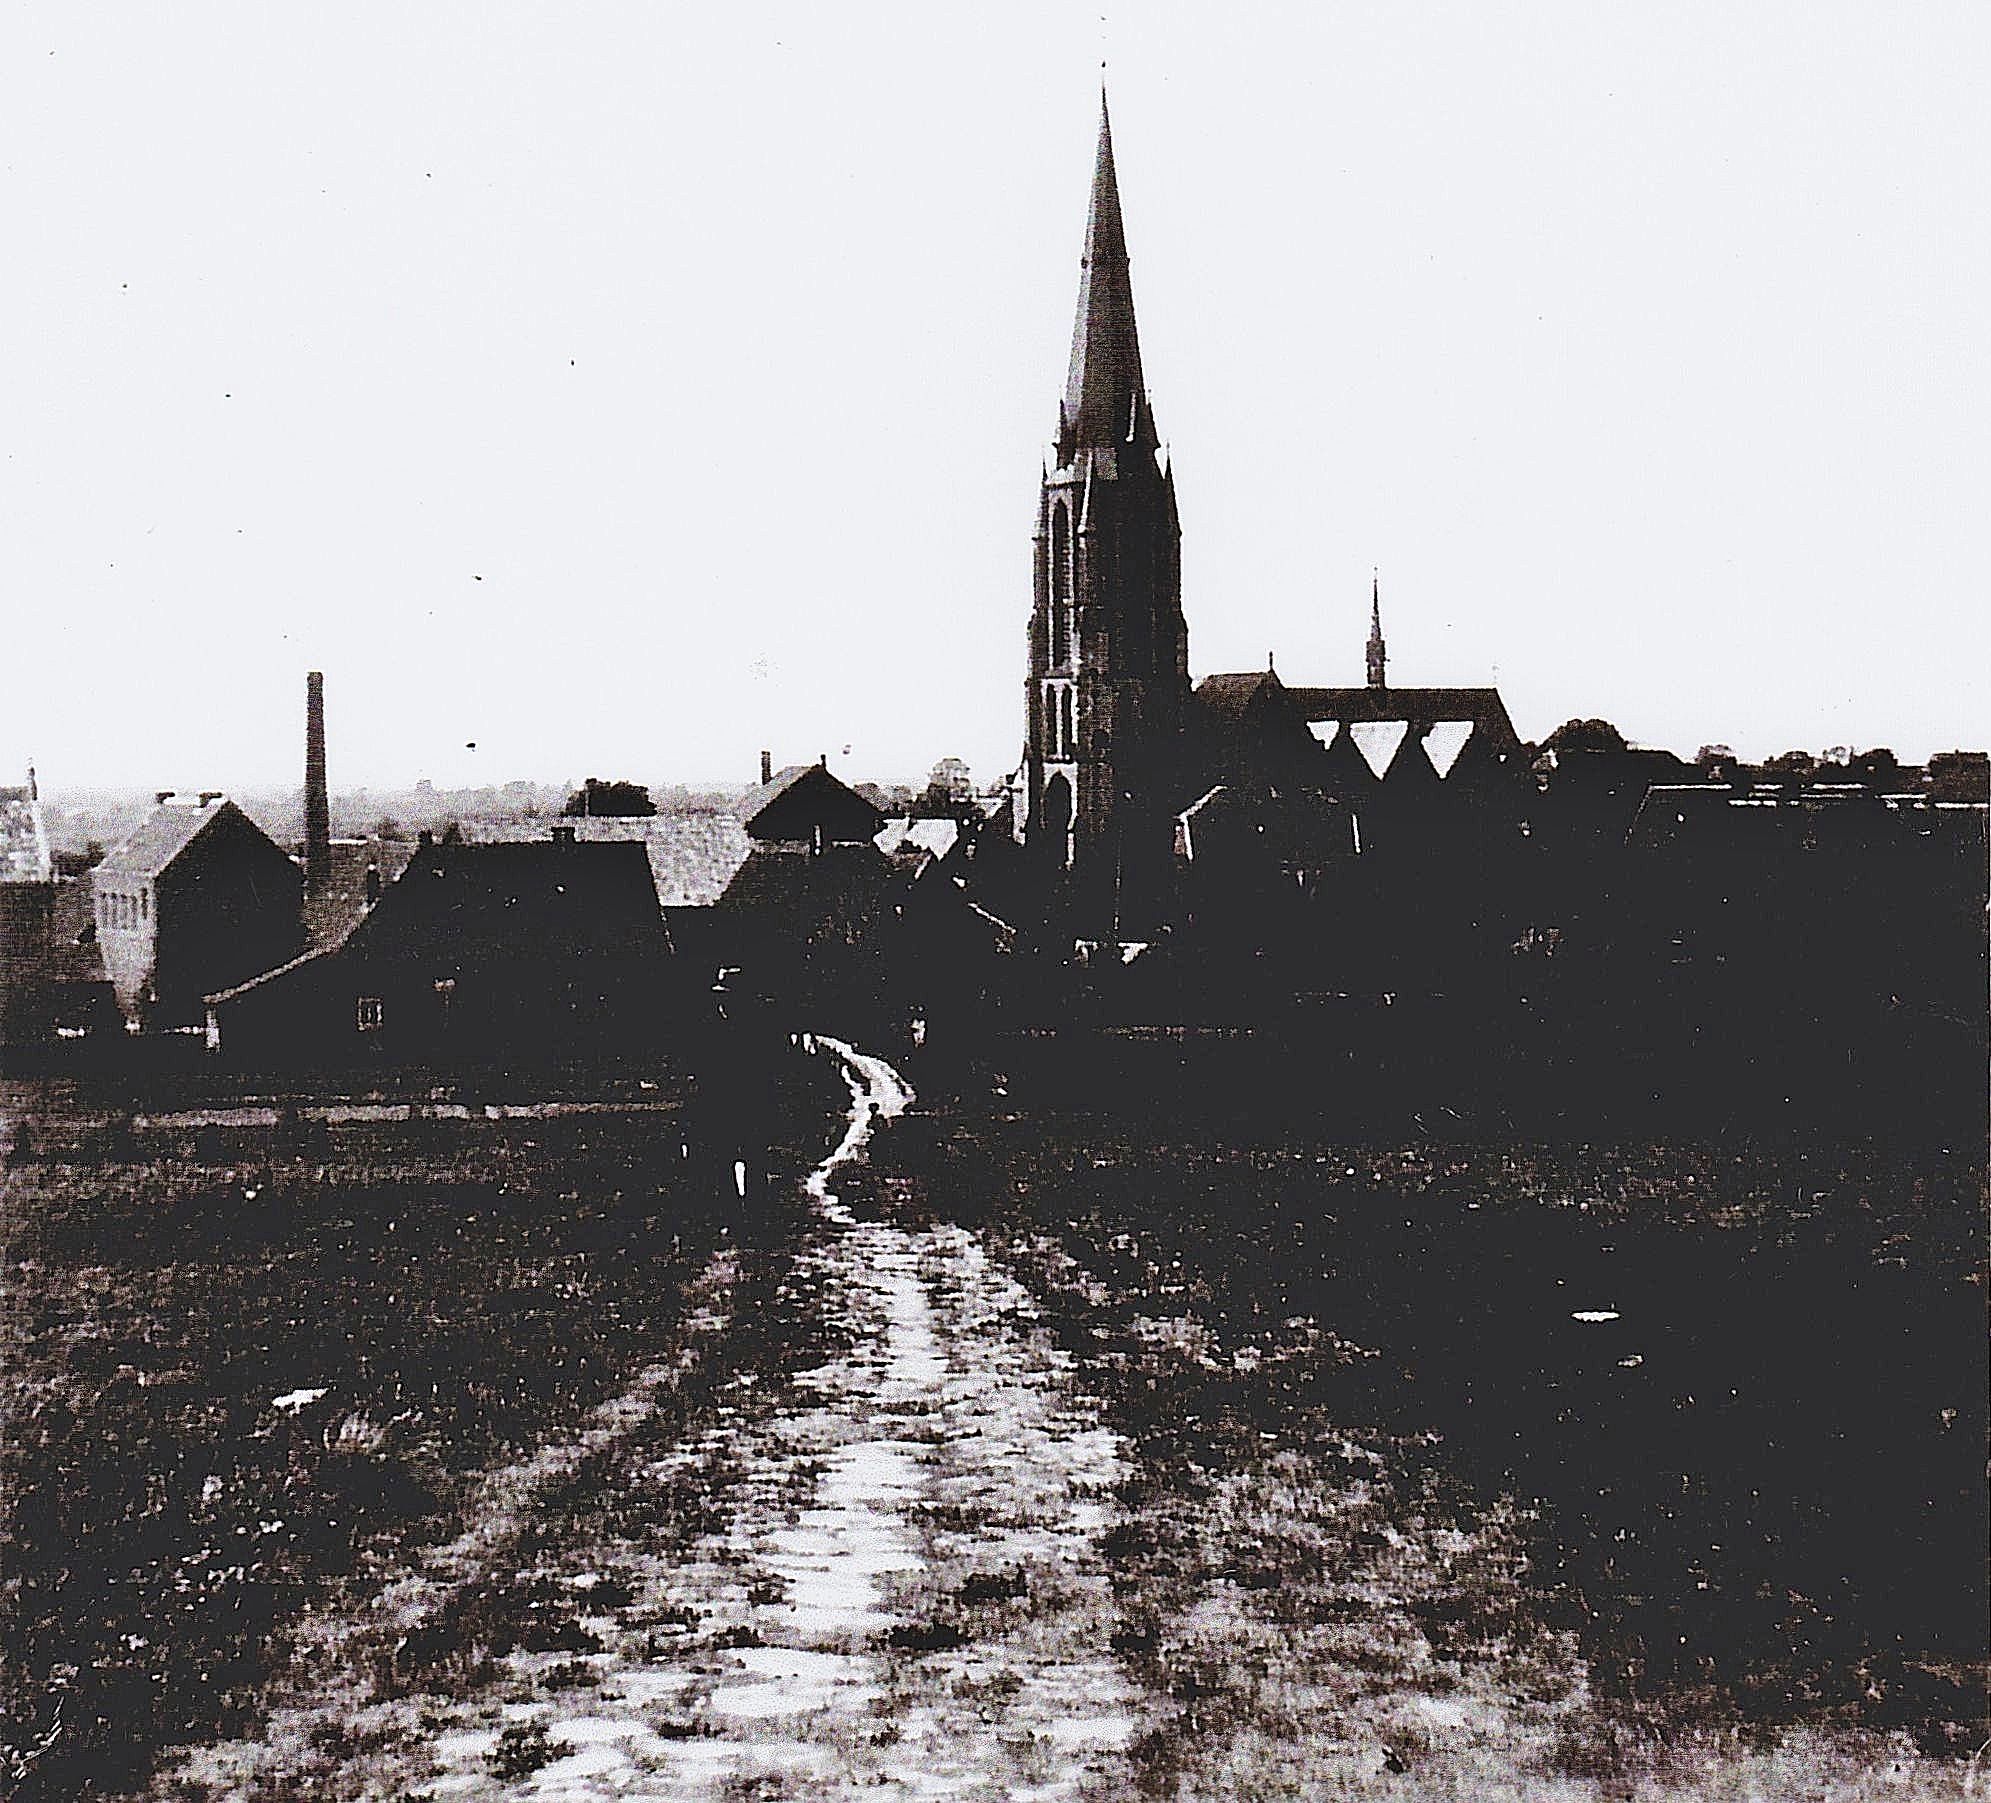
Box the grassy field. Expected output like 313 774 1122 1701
4 1054 1981 1801
878 1112 1987 1796
0 1071 838 1802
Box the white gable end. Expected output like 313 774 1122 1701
1424 720 1475 778
1350 719 1410 778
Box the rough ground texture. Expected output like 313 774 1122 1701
98 1046 1142 1802
6 1046 1981 1800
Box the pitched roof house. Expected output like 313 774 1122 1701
208 830 679 1066
744 763 886 849
93 795 303 1025
463 813 756 910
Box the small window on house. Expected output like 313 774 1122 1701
139 891 149 921
356 996 384 1032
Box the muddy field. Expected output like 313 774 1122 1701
2 1045 1983 1800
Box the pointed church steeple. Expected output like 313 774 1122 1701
1025 92 1187 920
1062 93 1156 457
1366 574 1388 689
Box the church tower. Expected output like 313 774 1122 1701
1025 96 1188 908
1366 576 1388 689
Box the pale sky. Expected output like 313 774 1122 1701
5 2 1985 791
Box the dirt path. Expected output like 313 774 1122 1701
119 1048 1972 1803
369 1040 1138 1801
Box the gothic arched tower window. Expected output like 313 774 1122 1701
1049 501 1074 669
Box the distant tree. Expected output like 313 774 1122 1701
1544 718 1627 756
1763 749 1818 785
910 756 976 820
373 816 407 842
1927 750 1990 802
562 778 656 818
854 782 916 815
1851 747 1903 790
927 756 972 799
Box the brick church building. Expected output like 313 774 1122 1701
1016 97 1529 943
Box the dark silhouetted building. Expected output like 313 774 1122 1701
744 762 886 852
1013 105 1526 945
93 795 304 1027
207 829 676 1066
1023 96 1188 918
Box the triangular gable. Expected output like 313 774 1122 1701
1174 785 1226 862
1424 720 1475 778
744 764 884 846
1349 719 1410 779
1306 720 1340 750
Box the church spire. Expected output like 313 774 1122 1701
1062 92 1156 456
1026 92 1186 917
1366 573 1388 689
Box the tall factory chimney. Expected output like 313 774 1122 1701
304 670 332 896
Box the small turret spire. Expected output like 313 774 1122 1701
1366 572 1388 690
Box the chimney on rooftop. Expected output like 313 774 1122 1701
760 749 773 785
304 671 332 897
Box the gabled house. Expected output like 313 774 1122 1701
93 794 303 1027
744 761 886 850
207 828 677 1067
712 765 895 1015
453 768 894 1016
